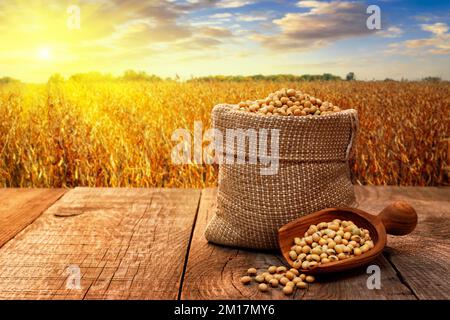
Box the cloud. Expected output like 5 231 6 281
93 0 181 22
215 0 255 9
180 37 223 50
376 26 403 38
413 12 450 23
200 26 233 37
422 22 448 36
254 0 372 50
87 0 241 55
209 13 233 19
387 23 450 55
208 12 268 23
236 14 266 22
191 20 225 26
100 18 192 49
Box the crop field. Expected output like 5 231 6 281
0 80 448 187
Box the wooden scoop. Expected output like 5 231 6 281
278 201 418 274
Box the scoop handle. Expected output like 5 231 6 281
378 201 418 235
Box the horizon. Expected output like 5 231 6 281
0 70 447 84
0 0 449 82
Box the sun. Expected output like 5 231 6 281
37 47 53 60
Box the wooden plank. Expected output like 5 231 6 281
181 188 416 300
0 189 66 248
354 186 450 300
0 188 201 300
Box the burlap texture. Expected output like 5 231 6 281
205 104 359 249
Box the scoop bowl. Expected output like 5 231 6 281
278 201 418 274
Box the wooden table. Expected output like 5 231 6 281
0 187 448 300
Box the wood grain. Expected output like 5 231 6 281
181 188 416 300
0 188 200 300
0 186 447 300
0 189 66 248
354 186 450 300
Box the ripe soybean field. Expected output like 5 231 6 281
0 80 448 187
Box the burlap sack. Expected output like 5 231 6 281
205 104 359 249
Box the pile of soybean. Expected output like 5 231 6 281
240 266 315 296
234 88 342 116
240 219 373 295
288 219 374 270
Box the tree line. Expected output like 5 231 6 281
0 71 445 84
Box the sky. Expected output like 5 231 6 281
0 0 449 82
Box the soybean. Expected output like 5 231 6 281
285 271 295 280
258 283 269 292
269 279 279 287
280 277 289 286
277 266 287 273
247 268 257 276
240 276 252 285
268 266 277 274
283 286 294 295
286 281 295 288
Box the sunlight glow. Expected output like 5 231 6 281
37 47 53 61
